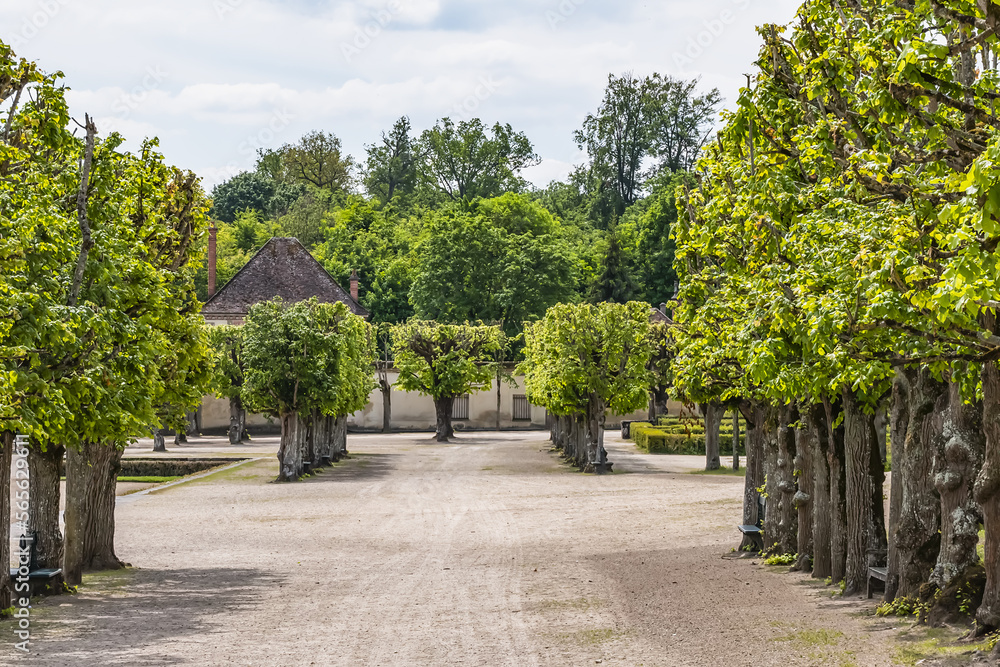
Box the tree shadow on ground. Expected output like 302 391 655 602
2 566 283 666
303 452 397 483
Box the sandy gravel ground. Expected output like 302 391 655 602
2 432 902 666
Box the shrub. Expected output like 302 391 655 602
632 422 738 455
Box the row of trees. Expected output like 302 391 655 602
521 302 658 472
671 0 1000 631
0 42 212 607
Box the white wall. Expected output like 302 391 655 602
200 372 670 432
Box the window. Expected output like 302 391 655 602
452 394 470 420
513 395 532 422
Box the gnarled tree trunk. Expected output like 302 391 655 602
825 397 848 584
433 397 455 442
842 387 883 596
64 441 126 586
152 427 166 452
931 380 984 592
702 402 723 471
812 404 833 580
774 405 798 556
335 416 348 459
228 396 247 445
276 412 304 482
28 442 64 589
583 393 611 473
793 410 815 572
738 401 768 551
0 432 14 609
977 345 1000 628
889 367 944 601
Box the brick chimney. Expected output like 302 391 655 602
208 223 218 297
350 269 360 302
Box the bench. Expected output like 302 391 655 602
9 533 62 596
737 496 766 552
867 567 888 599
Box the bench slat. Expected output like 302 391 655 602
737 525 762 534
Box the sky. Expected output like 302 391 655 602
2 0 803 191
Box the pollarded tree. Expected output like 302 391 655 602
209 325 250 444
521 302 652 472
391 321 504 442
242 298 374 481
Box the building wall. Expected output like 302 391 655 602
200 371 680 432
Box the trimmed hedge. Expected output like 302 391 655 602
630 422 739 455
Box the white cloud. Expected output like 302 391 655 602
3 0 803 191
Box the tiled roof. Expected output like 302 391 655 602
202 237 369 318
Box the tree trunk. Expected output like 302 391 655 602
313 413 329 466
826 397 848 584
584 393 611 473
931 380 984 592
496 374 502 430
842 387 880 597
733 409 741 471
64 441 127 586
977 347 1000 628
434 397 455 442
152 427 166 452
739 401 767 551
187 410 200 437
889 367 944 601
382 382 392 433
304 411 316 470
702 402 723 471
875 407 889 467
276 412 303 482
793 410 815 572
228 396 247 445
885 371 909 601
812 404 833 580
774 405 798 556
28 442 65 587
0 432 14 609
335 416 348 458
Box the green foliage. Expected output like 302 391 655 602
409 195 578 333
391 320 504 401
876 597 927 618
520 302 652 417
763 553 797 566
241 298 375 418
419 117 539 201
363 116 419 204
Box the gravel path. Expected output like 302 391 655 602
4 432 899 666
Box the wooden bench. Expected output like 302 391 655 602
9 533 62 596
737 496 766 552
867 567 888 599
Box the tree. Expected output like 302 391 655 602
209 325 249 444
589 231 637 304
419 118 539 200
409 195 577 334
242 298 374 481
364 116 419 203
575 73 719 219
210 171 276 224
520 302 652 472
391 321 504 442
265 130 355 193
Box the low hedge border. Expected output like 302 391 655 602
630 422 738 455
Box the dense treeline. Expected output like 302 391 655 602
202 74 720 332
672 0 1000 631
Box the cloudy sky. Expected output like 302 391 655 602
3 0 802 190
